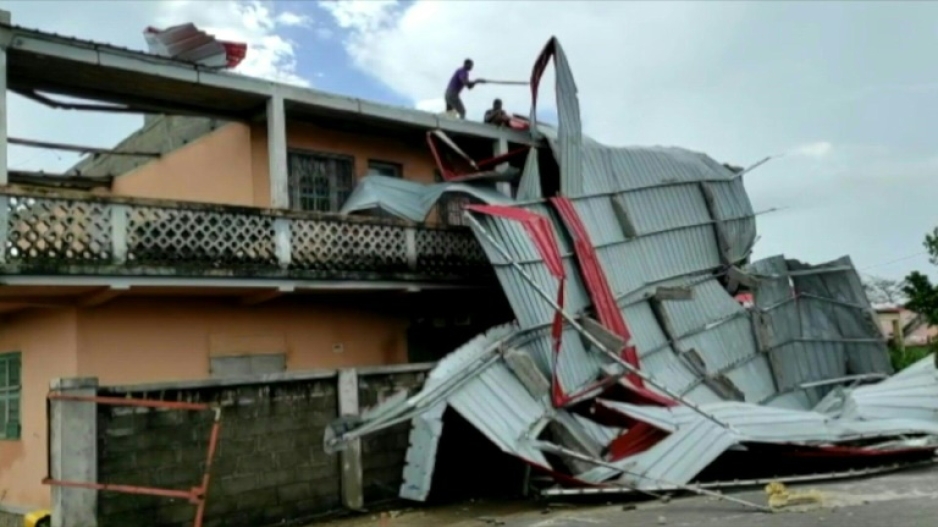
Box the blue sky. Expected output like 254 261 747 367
2 0 936 283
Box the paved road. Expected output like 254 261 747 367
322 465 938 527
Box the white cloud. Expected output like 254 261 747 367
0 0 313 172
790 141 833 158
154 0 310 86
276 12 311 27
319 0 938 281
318 0 747 147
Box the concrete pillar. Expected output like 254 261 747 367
49 377 99 527
337 369 363 510
0 10 9 187
267 93 289 209
493 138 511 197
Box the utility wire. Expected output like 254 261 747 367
860 251 929 273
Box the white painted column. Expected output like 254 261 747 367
337 369 364 511
493 138 511 197
50 377 99 527
0 10 10 187
267 93 289 209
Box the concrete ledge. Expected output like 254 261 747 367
102 362 436 394
3 23 540 145
0 502 33 515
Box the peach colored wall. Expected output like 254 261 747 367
111 123 258 207
76 298 408 385
251 121 442 220
0 309 78 509
110 119 443 222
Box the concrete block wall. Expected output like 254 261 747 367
71 366 430 527
357 372 426 504
69 115 222 177
0 508 24 527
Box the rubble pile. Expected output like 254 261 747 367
325 37 938 504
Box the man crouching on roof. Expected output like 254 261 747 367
484 98 511 127
445 58 482 119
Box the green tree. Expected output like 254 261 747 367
902 227 938 327
896 228 938 370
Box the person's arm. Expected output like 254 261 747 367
459 69 473 89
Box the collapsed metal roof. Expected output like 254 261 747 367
327 36 938 506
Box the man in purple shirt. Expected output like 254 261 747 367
445 59 481 120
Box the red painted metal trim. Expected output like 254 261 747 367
549 197 640 382
466 205 564 278
607 422 669 461
426 131 530 182
47 393 211 411
530 38 556 118
40 478 195 500
465 204 570 407
426 132 456 181
549 197 680 408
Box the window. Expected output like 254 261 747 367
438 194 474 227
366 160 403 178
288 150 355 212
209 353 286 379
433 170 475 227
0 352 21 440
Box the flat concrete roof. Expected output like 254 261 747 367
1 20 539 145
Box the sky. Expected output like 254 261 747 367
1 0 936 282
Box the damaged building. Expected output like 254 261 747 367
0 7 934 527
325 39 938 505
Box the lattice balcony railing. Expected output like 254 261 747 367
0 191 491 281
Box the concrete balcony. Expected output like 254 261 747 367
0 188 492 285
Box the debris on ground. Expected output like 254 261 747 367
324 35 938 516
765 481 826 509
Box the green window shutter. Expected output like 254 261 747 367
0 353 22 439
8 354 20 386
4 420 20 439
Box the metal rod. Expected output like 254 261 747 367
42 478 194 500
9 137 161 157
47 393 212 411
541 458 937 496
534 441 773 513
464 212 735 432
8 170 113 189
14 89 147 115
193 407 223 527
799 373 888 390
734 156 773 179
481 80 529 86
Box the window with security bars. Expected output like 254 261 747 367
439 194 474 227
0 352 21 440
288 150 356 212
366 160 403 178
433 169 475 227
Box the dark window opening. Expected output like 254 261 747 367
438 194 474 227
537 146 561 198
367 159 403 178
288 150 355 212
0 351 21 440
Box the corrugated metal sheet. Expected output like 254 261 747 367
323 36 937 501
840 354 938 422
340 175 511 222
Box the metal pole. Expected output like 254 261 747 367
534 441 773 513
464 212 736 432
